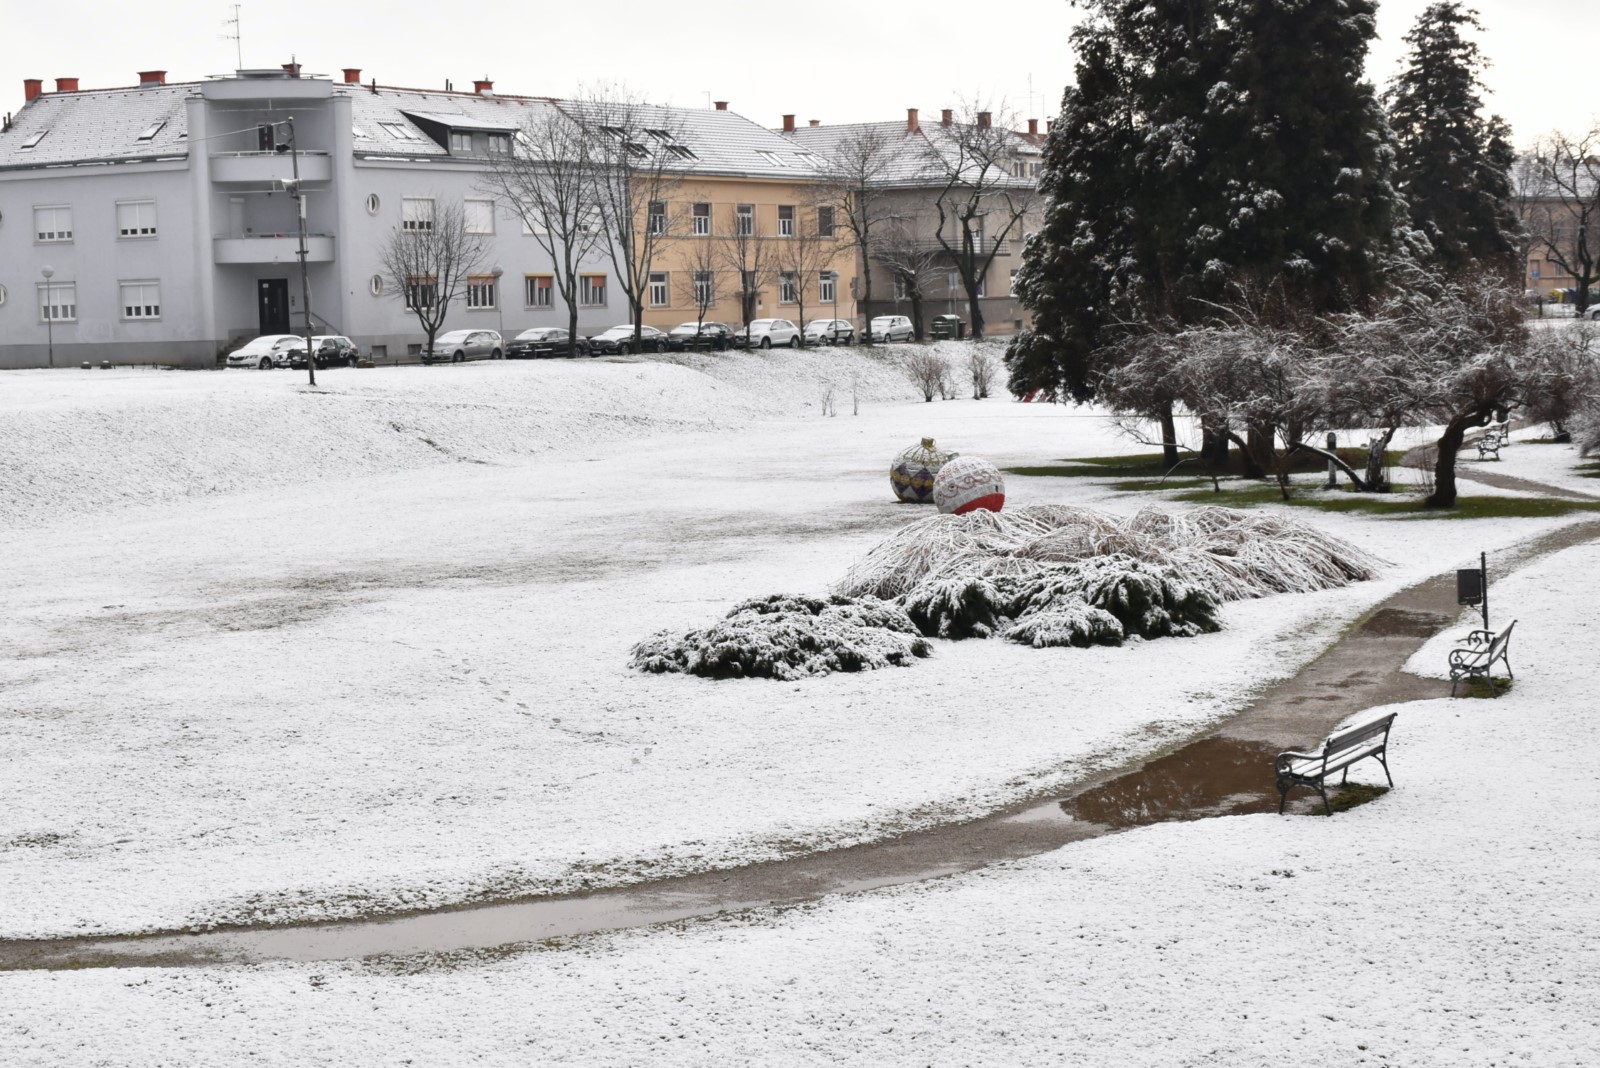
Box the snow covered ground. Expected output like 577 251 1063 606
4 347 1598 1063
4 529 1595 1066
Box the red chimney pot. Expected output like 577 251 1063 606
23 79 43 102
808 119 820 127
782 113 795 132
138 70 167 87
473 79 493 95
342 68 362 85
1027 118 1038 136
906 108 919 133
941 108 953 126
714 100 728 111
55 77 79 93
282 63 301 77
977 111 991 129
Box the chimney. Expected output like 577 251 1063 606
808 119 820 127
941 108 953 126
782 114 795 132
906 108 919 133
977 111 991 129
342 68 362 85
138 70 167 87
282 62 301 77
1027 118 1038 136
473 78 494 95
23 79 43 102
55 77 79 93
714 100 728 111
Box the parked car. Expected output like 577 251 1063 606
288 335 361 370
226 334 305 369
421 329 503 363
803 318 856 345
506 327 589 359
588 325 669 355
867 315 915 343
667 321 735 351
733 318 801 349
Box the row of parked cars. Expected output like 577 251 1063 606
226 315 922 369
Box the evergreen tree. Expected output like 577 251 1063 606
1385 2 1519 276
1009 0 1406 400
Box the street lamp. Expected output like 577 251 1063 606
491 264 505 342
40 265 55 367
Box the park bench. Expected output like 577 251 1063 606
1275 712 1397 815
1448 619 1516 697
1475 424 1508 461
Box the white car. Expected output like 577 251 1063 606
868 315 915 343
734 318 801 349
803 318 856 345
226 334 306 369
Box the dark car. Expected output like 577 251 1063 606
666 321 734 352
506 327 590 359
289 335 361 370
588 325 669 355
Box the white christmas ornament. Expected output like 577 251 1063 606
933 455 1006 515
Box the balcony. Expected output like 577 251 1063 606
210 151 332 184
213 234 335 264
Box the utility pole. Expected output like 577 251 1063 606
277 117 316 387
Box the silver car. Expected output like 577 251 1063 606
226 334 305 369
867 315 915 343
734 318 801 349
803 318 855 345
421 329 503 363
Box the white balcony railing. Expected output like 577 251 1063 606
213 234 335 264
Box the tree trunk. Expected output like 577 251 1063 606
967 282 985 340
1363 427 1396 491
1227 431 1263 479
1427 407 1492 508
1245 426 1273 480
568 301 581 358
1200 419 1230 471
910 292 925 340
1158 402 1179 468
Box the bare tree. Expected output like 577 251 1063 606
814 124 899 346
922 102 1038 339
968 347 1000 399
678 236 724 346
1522 128 1600 315
379 200 487 360
876 219 944 340
904 350 952 402
718 204 778 327
570 89 687 348
480 103 601 357
776 231 843 346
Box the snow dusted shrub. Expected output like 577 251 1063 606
903 351 953 403
997 556 1221 640
898 576 1007 639
630 593 930 680
1003 600 1125 648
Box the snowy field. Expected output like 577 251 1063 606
4 346 1598 1064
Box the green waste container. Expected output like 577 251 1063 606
931 314 964 340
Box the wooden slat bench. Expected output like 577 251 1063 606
1476 426 1506 461
1449 619 1516 697
1275 712 1397 815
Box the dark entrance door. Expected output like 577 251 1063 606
257 278 290 334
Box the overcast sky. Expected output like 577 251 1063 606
3 1 1594 148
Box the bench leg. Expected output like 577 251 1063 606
1318 782 1332 817
1376 751 1393 787
1277 778 1290 815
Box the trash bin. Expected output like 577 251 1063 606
931 314 964 340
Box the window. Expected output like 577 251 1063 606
487 133 511 156
755 149 785 167
379 122 422 142
736 204 753 237
694 270 713 307
819 272 836 304
893 272 910 300
645 128 676 143
449 131 473 153
779 271 797 304
740 270 756 294
21 129 49 150
402 198 435 233
623 141 649 159
352 124 370 140
38 281 77 322
580 274 607 306
648 201 667 235
817 206 835 237
649 272 669 307
525 275 553 307
778 205 794 237
466 275 497 309
464 199 495 235
116 200 157 238
366 193 381 215
371 344 387 359
136 120 166 142
369 274 385 297
1009 268 1019 295
405 275 437 310
0 284 6 307
522 213 548 237
693 202 711 236
34 205 72 242
665 145 696 160
120 280 160 320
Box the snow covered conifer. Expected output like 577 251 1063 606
1385 2 1519 277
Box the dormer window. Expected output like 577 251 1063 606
21 129 49 150
449 131 473 153
487 133 511 156
136 120 166 142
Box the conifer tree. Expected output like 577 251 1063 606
1385 2 1519 276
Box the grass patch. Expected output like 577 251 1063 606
1455 676 1513 699
1164 483 1600 519
1313 782 1391 816
1576 461 1600 480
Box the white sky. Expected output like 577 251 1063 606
2 1 1594 148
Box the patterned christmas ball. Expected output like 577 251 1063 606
933 455 1006 515
890 437 952 503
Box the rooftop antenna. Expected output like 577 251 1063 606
221 4 243 70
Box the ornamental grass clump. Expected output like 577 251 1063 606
899 577 1008 639
1002 601 1126 648
630 593 931 680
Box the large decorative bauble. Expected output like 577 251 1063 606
934 455 1005 515
890 437 951 503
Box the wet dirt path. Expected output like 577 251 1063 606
5 511 1594 972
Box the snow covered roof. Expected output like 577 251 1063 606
782 118 1040 189
0 83 194 169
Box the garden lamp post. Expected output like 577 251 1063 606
40 265 55 367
